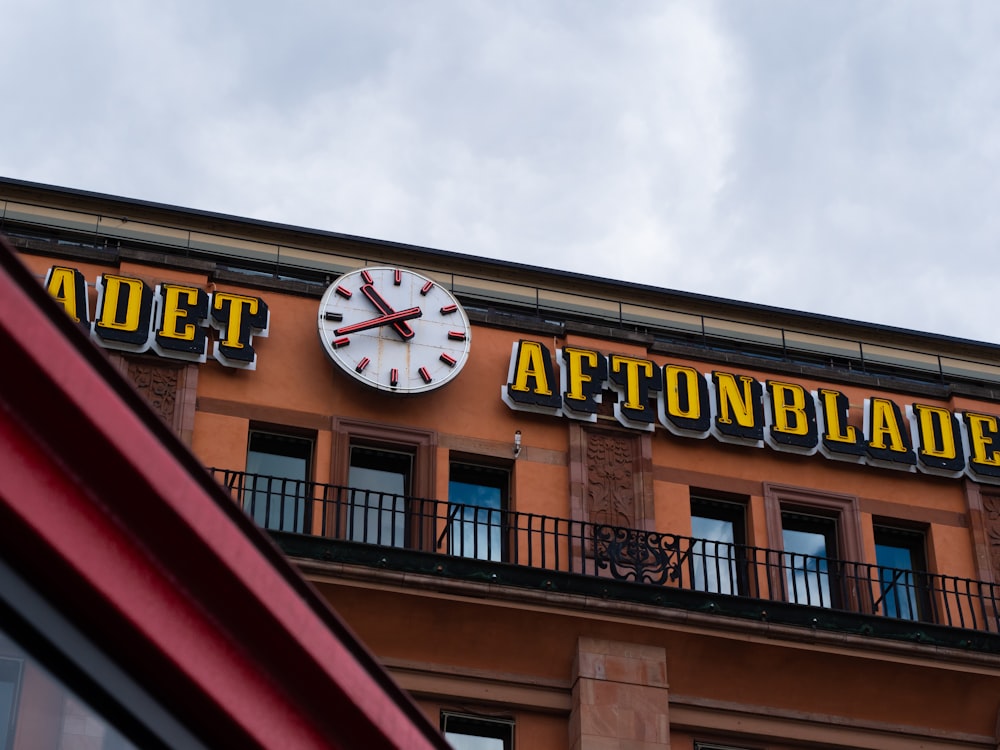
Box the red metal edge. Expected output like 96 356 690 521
0 235 450 750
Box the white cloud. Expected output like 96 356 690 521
4 1 1000 342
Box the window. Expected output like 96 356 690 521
333 419 435 546
245 431 313 532
448 463 510 561
348 445 413 547
0 658 20 750
690 497 746 595
0 633 138 750
764 484 863 611
874 525 930 621
781 510 839 607
441 712 513 750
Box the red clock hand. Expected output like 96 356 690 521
361 283 417 339
333 307 422 336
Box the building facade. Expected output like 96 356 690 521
4 176 1000 749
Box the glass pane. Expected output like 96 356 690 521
783 527 832 606
690 516 737 594
441 714 512 750
0 658 18 750
0 632 138 750
449 480 503 561
246 434 311 533
445 732 505 750
876 542 919 620
347 448 412 547
348 465 407 546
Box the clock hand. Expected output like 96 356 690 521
361 283 416 339
333 307 422 336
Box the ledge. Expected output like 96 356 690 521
273 533 1000 662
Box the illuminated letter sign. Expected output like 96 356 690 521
45 266 90 330
660 364 710 437
865 397 916 468
964 412 1000 481
211 292 270 370
502 339 1000 486
711 371 764 445
608 354 661 431
559 347 607 420
93 274 155 352
154 283 210 362
765 380 817 454
502 340 561 414
908 404 964 476
43 265 268 369
817 388 864 462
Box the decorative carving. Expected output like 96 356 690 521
982 493 1000 582
126 361 179 424
586 432 638 529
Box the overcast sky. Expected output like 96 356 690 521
4 2 1000 343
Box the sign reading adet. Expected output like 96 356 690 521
317 266 472 394
43 265 269 369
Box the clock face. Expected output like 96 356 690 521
317 266 472 394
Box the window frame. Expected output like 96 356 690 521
440 711 514 750
332 418 437 550
763 484 863 611
244 429 315 533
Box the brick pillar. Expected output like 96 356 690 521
569 637 670 750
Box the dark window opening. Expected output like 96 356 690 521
0 658 21 750
348 445 414 547
690 497 747 595
441 712 513 750
448 463 510 562
874 524 931 621
245 431 313 533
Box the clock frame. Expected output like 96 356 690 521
317 266 472 394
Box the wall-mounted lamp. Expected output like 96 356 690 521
513 430 522 458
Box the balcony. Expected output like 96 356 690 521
211 468 1000 653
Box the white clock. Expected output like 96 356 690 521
317 266 472 394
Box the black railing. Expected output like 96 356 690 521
212 468 1000 634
